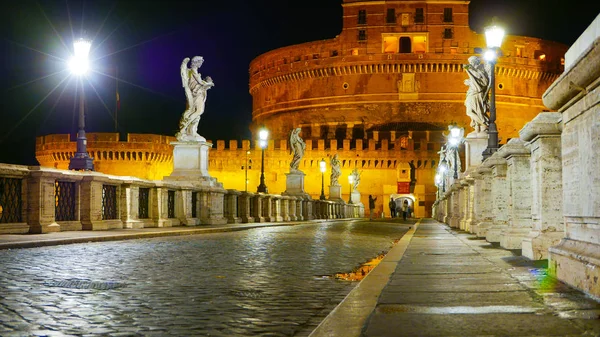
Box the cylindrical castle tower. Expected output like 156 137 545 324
249 0 566 141
247 0 567 217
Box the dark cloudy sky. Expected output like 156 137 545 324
1 0 599 165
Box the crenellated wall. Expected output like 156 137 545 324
36 133 176 180
35 129 446 218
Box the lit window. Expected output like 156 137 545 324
351 48 359 56
383 36 399 53
413 35 427 53
560 57 565 65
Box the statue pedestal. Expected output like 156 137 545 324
328 185 343 201
351 191 362 205
165 141 221 188
465 131 489 172
283 171 310 199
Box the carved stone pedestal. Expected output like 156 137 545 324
464 131 488 172
283 171 310 199
328 185 343 201
166 141 216 183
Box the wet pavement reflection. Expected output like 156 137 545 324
0 220 410 336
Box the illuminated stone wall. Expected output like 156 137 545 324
35 133 176 181
248 0 568 142
35 130 444 218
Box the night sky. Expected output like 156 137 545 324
1 0 599 166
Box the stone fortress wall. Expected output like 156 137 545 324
36 130 443 217
36 133 176 181
248 0 567 141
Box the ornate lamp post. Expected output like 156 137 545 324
68 37 94 171
448 125 464 179
438 157 448 193
257 129 269 193
434 173 442 200
319 158 326 200
245 150 250 192
482 22 505 160
348 175 354 204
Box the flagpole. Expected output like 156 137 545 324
115 66 119 132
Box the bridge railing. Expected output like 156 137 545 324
0 165 362 234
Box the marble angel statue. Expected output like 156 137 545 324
330 154 341 186
463 56 491 133
289 128 306 173
350 168 361 191
176 56 215 142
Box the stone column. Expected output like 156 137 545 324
497 138 532 250
253 194 265 222
288 197 297 221
472 167 493 238
296 197 304 221
519 112 563 260
272 196 283 222
484 155 510 243
461 177 475 232
458 180 469 231
448 183 461 228
27 171 60 233
224 190 242 224
262 195 274 222
238 192 255 223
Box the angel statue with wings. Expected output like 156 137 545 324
289 128 306 173
176 56 215 142
463 55 491 133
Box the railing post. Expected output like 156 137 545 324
121 183 143 229
27 170 59 233
239 192 255 223
225 189 242 224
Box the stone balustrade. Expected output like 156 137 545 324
0 165 362 235
433 15 599 300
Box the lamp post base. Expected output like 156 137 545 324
481 147 498 161
69 153 94 171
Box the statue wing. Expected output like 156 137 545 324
181 58 193 105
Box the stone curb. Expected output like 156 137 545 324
0 220 336 250
308 219 421 337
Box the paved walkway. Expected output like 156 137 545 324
311 218 600 336
1 218 599 336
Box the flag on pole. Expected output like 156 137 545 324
116 91 120 111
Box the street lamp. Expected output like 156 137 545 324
438 157 448 193
256 129 269 193
482 22 505 160
348 174 354 204
245 150 251 192
68 37 94 171
434 173 442 200
319 158 326 200
448 125 464 179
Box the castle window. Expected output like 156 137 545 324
443 8 453 22
415 8 424 23
516 47 522 57
400 37 411 53
351 48 359 55
358 10 366 25
386 9 396 24
413 35 427 53
443 28 453 39
534 50 546 61
383 36 399 53
358 30 367 41
330 50 338 57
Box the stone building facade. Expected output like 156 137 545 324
36 0 567 218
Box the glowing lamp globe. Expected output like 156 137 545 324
69 38 91 75
319 159 326 173
485 25 505 49
258 129 268 149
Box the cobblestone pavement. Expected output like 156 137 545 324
0 219 412 337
